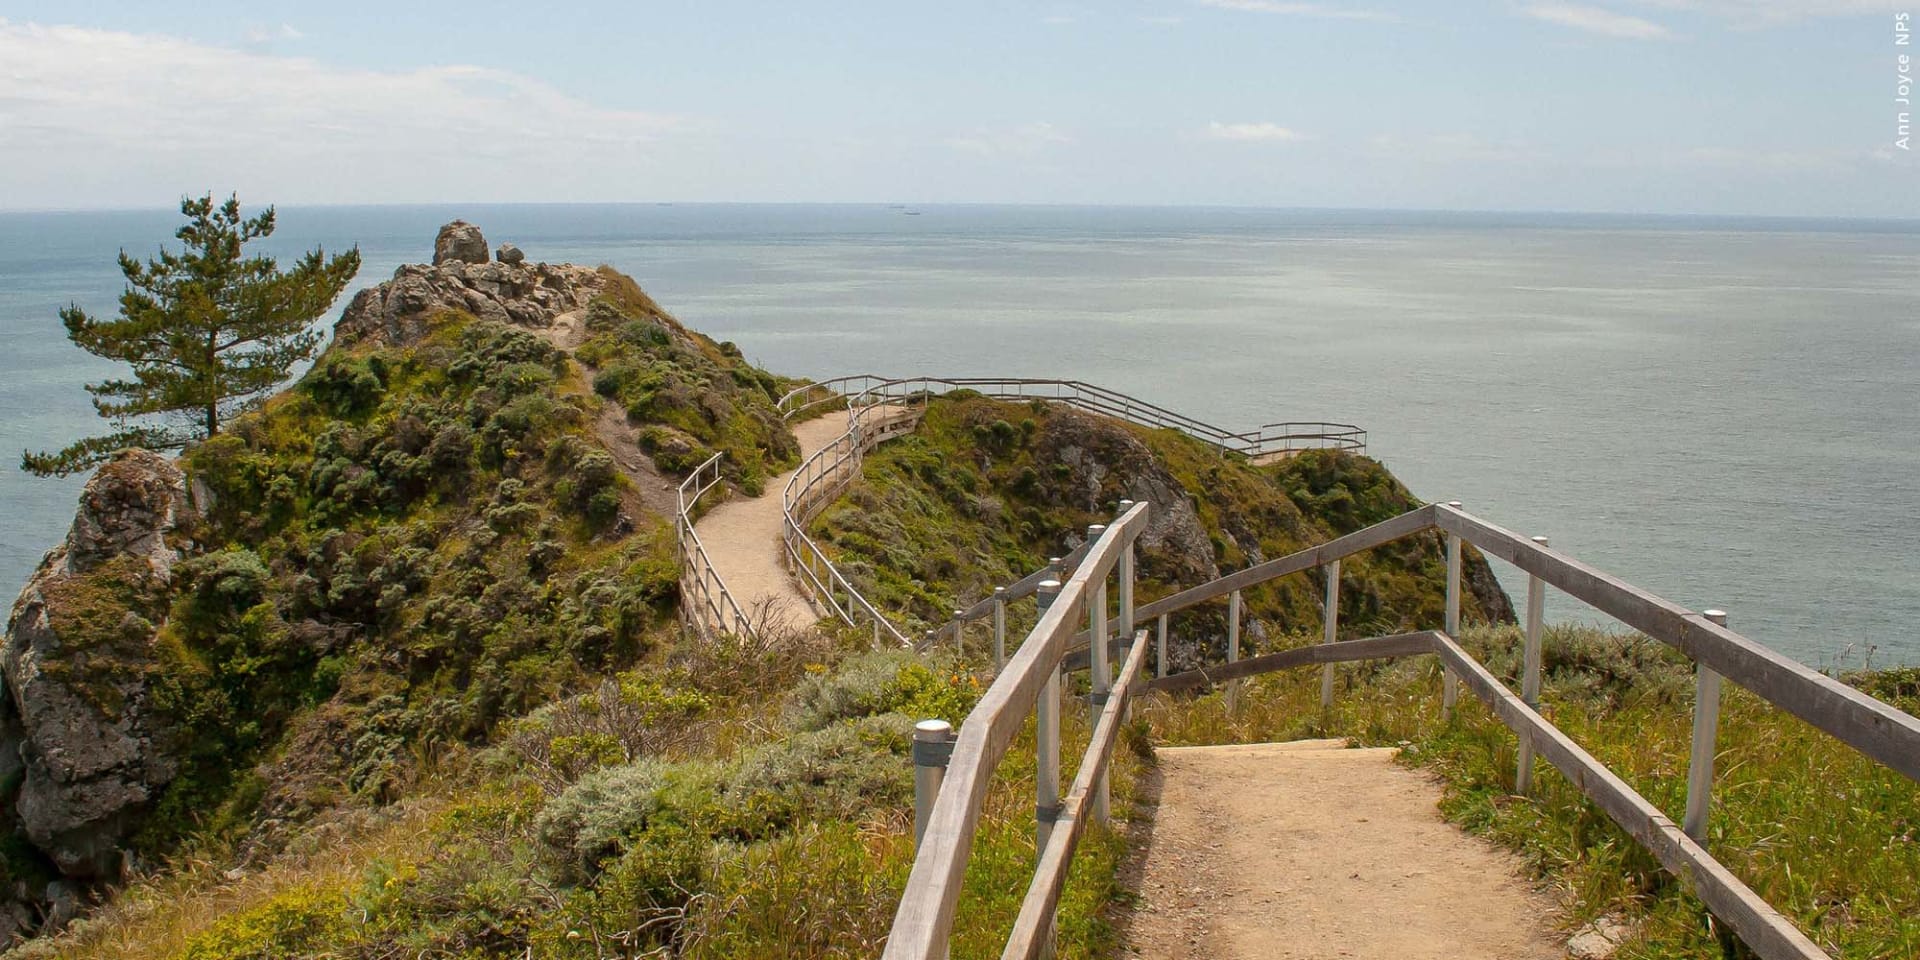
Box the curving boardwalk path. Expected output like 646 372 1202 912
1117 740 1562 960
691 414 850 634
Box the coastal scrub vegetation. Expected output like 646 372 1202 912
22 194 361 477
6 269 804 907
22 632 1140 960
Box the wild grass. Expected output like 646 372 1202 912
1134 623 1920 959
10 623 1137 960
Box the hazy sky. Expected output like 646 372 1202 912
1 1 1914 216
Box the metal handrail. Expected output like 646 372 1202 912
674 453 758 641
885 500 1920 960
774 375 1367 648
779 375 1365 457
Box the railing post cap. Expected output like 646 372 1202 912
1703 609 1728 625
953 609 964 618
1447 500 1463 508
1531 535 1550 546
1087 523 1108 536
993 586 1006 596
913 718 953 739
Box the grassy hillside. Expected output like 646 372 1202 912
808 392 1512 656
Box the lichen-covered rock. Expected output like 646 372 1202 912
496 242 526 265
0 449 192 882
333 258 605 348
1041 408 1220 587
431 220 489 265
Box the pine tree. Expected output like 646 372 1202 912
23 194 360 477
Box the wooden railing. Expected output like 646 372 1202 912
673 453 757 640
884 502 1153 960
884 500 1920 960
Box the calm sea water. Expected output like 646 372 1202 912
2 205 1915 668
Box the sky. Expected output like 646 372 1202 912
0 1 1914 217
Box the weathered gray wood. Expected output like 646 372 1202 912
1002 631 1151 960
1130 505 1438 623
882 503 1151 960
1434 503 1920 785
1434 632 1830 960
1143 632 1439 694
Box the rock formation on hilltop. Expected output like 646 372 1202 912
431 220 490 266
335 253 606 348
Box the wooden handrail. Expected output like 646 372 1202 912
1432 503 1920 783
881 497 1918 960
882 504 1151 960
1001 629 1151 960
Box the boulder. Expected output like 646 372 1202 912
432 220 489 266
0 450 191 881
496 243 526 265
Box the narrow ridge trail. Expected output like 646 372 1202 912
1116 740 1564 960
690 414 850 633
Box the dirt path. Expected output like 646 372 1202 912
690 414 851 633
1116 740 1563 960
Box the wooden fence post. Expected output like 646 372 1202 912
993 587 1008 667
1443 501 1463 719
1227 589 1243 712
1684 609 1728 842
1087 524 1111 826
1033 578 1064 956
1155 614 1169 679
1320 559 1342 708
912 719 953 846
1517 535 1549 795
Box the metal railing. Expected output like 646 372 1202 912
780 375 1365 458
884 500 1920 960
674 453 758 641
779 406 923 646
773 376 1366 648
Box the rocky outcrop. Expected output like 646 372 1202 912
334 255 605 348
1040 408 1220 587
432 220 489 265
1 450 193 897
496 242 526 265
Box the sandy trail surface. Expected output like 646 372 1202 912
690 414 850 633
1116 740 1563 960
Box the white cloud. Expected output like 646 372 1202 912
1629 1 1902 24
945 122 1073 158
1192 0 1397 22
243 23 304 44
0 19 686 208
1204 121 1311 142
1521 3 1671 38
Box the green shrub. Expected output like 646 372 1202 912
534 759 679 880
787 649 980 731
721 714 916 825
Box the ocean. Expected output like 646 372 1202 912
1 204 1915 668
